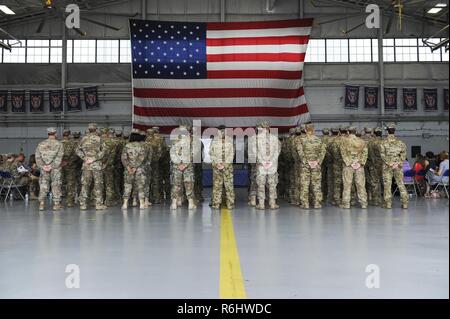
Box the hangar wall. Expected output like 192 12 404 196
0 0 448 158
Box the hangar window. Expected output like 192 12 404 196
326 39 349 63
2 39 26 63
26 40 50 63
50 40 63 63
73 39 96 63
97 40 119 63
382 39 395 62
349 39 373 62
395 38 418 62
418 38 443 62
120 40 132 63
67 40 73 63
305 39 326 62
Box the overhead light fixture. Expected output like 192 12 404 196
0 5 16 15
0 41 12 51
428 3 447 14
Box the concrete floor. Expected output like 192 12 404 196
0 190 448 299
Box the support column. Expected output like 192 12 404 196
220 0 225 22
377 4 385 126
299 0 304 18
61 19 67 133
142 0 147 20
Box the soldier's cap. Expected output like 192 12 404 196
115 129 123 136
152 126 160 132
72 131 81 138
348 126 357 132
108 128 115 134
100 127 109 134
305 123 314 129
386 122 396 130
218 125 226 131
88 123 97 130
374 127 382 133
257 121 270 128
63 129 71 135
299 124 306 132
131 128 141 134
364 127 373 133
47 127 57 134
289 128 296 134
322 128 330 134
331 127 339 134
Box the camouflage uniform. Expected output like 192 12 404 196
325 129 339 203
255 125 281 210
121 139 148 204
279 129 295 202
76 124 107 209
295 126 326 209
170 131 196 209
339 130 368 209
114 132 127 196
160 142 171 201
320 128 331 202
193 135 204 204
61 134 79 206
379 125 408 209
366 128 383 206
286 130 298 204
144 129 163 204
102 129 120 206
35 129 64 210
330 128 346 206
209 131 235 209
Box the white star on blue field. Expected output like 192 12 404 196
130 20 207 79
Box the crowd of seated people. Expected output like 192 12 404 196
0 153 40 199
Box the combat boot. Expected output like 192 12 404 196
248 196 256 207
256 199 265 210
53 202 62 211
170 199 178 210
145 198 152 207
132 198 138 207
121 199 128 210
39 201 45 211
140 199 148 210
313 203 322 209
188 198 197 210
80 203 88 210
269 199 279 210
30 193 38 201
402 203 408 209
339 204 350 209
95 203 108 210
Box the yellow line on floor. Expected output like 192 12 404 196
220 208 247 299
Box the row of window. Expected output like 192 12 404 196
0 38 447 64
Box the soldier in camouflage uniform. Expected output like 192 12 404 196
366 127 383 206
160 136 171 201
144 128 162 206
209 126 235 209
325 128 339 203
170 126 196 210
153 127 168 203
295 124 326 209
279 128 295 202
101 128 120 207
114 130 126 197
379 123 408 209
35 128 64 211
76 123 107 210
330 126 348 206
320 128 331 202
247 133 258 207
61 129 79 207
255 122 281 210
121 129 149 210
339 126 368 209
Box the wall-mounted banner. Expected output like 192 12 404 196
11 90 26 113
384 87 397 111
29 90 45 113
423 88 438 112
84 86 99 111
66 88 81 112
345 85 359 109
49 90 63 113
0 90 7 113
403 88 417 112
444 89 449 112
364 87 378 109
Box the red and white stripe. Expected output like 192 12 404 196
133 18 313 134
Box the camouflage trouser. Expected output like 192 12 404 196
38 169 62 202
332 162 343 205
114 162 124 197
256 169 278 202
292 162 302 204
248 164 257 199
29 175 39 196
342 166 367 207
160 159 170 200
123 167 146 200
367 164 383 205
62 167 77 205
299 165 322 207
148 161 162 203
327 163 334 202
212 165 235 207
79 169 104 206
321 159 328 201
104 166 119 204
171 164 194 200
382 165 408 206
194 163 203 202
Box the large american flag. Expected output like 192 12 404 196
130 18 313 134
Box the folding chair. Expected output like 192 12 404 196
394 169 418 198
0 171 25 202
433 170 449 199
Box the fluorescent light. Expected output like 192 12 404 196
436 3 447 7
0 5 15 15
428 8 443 14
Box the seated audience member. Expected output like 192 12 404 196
425 151 438 170
413 154 427 194
28 154 40 200
425 151 449 197
403 159 413 184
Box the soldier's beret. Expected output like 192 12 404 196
47 127 57 134
88 123 97 130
